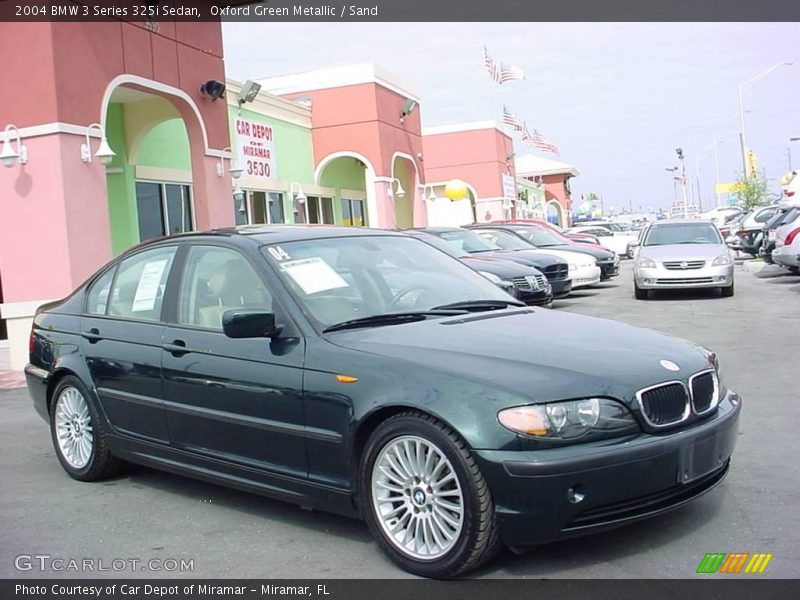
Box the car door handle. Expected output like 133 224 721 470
81 328 103 343
162 340 191 356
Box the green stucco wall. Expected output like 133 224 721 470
104 110 191 253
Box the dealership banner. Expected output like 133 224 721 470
4 580 799 600
235 117 277 180
0 0 790 22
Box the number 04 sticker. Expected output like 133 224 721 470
267 246 291 261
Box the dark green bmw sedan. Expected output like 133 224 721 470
25 226 741 578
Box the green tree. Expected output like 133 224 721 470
734 175 770 210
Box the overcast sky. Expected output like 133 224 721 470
222 22 799 212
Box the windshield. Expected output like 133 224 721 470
435 229 499 253
473 229 533 250
510 227 565 247
261 236 511 330
643 223 723 246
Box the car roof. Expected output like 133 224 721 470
141 225 407 246
649 219 716 226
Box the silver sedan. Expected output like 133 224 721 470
632 219 734 299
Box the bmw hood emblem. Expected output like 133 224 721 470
660 359 680 372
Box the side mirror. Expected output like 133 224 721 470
222 310 281 339
629 241 640 248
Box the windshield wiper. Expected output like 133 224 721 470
430 299 524 312
323 310 467 333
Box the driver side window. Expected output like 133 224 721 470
178 246 273 331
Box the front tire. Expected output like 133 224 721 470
50 376 120 481
721 282 735 297
634 282 648 300
360 412 499 578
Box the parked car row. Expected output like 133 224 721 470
403 220 621 306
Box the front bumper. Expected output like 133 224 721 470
518 286 555 307
634 263 734 289
598 258 620 279
476 390 741 546
548 277 572 298
570 266 602 289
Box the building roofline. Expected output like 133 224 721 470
255 63 420 102
422 120 510 137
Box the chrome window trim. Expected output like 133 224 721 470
689 368 720 416
635 380 691 429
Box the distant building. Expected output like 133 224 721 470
514 154 580 227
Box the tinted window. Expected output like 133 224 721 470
107 247 177 321
135 182 165 242
178 246 273 330
86 268 116 315
436 229 498 252
474 229 531 250
512 227 565 247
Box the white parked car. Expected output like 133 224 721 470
700 206 742 226
771 206 800 272
568 225 632 257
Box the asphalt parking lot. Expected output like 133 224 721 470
2 260 799 579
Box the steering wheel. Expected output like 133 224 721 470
388 285 431 310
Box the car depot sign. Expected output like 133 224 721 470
235 117 276 179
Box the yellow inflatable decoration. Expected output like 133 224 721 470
444 179 469 202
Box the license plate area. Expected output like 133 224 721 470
677 436 725 484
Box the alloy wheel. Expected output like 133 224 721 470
54 386 94 469
371 435 464 561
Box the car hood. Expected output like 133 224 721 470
639 244 728 261
472 250 567 270
460 256 542 278
327 309 711 406
528 248 597 267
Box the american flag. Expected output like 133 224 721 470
483 46 526 84
502 105 525 131
521 126 560 155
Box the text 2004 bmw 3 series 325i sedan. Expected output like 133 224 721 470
25 226 741 578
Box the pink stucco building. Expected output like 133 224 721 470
514 154 581 227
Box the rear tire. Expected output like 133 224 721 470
721 282 735 297
49 376 120 481
634 283 648 300
360 412 500 578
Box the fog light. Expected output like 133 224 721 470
644 278 653 284
715 276 726 282
567 486 586 504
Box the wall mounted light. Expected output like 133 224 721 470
400 99 418 123
422 185 437 203
1 124 28 168
217 147 243 179
233 186 247 215
81 123 115 165
388 178 405 199
200 79 226 101
238 80 261 105
290 182 307 204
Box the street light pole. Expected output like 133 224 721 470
738 61 794 179
790 137 800 171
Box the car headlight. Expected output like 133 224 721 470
568 263 578 272
477 270 501 283
498 398 639 440
635 256 656 269
711 253 733 266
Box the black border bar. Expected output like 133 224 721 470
0 0 797 22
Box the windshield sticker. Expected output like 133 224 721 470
280 257 349 295
268 246 291 261
131 258 168 312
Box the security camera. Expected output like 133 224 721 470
200 80 226 101
238 80 261 105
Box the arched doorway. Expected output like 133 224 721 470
315 152 375 226
546 200 564 227
101 77 231 254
